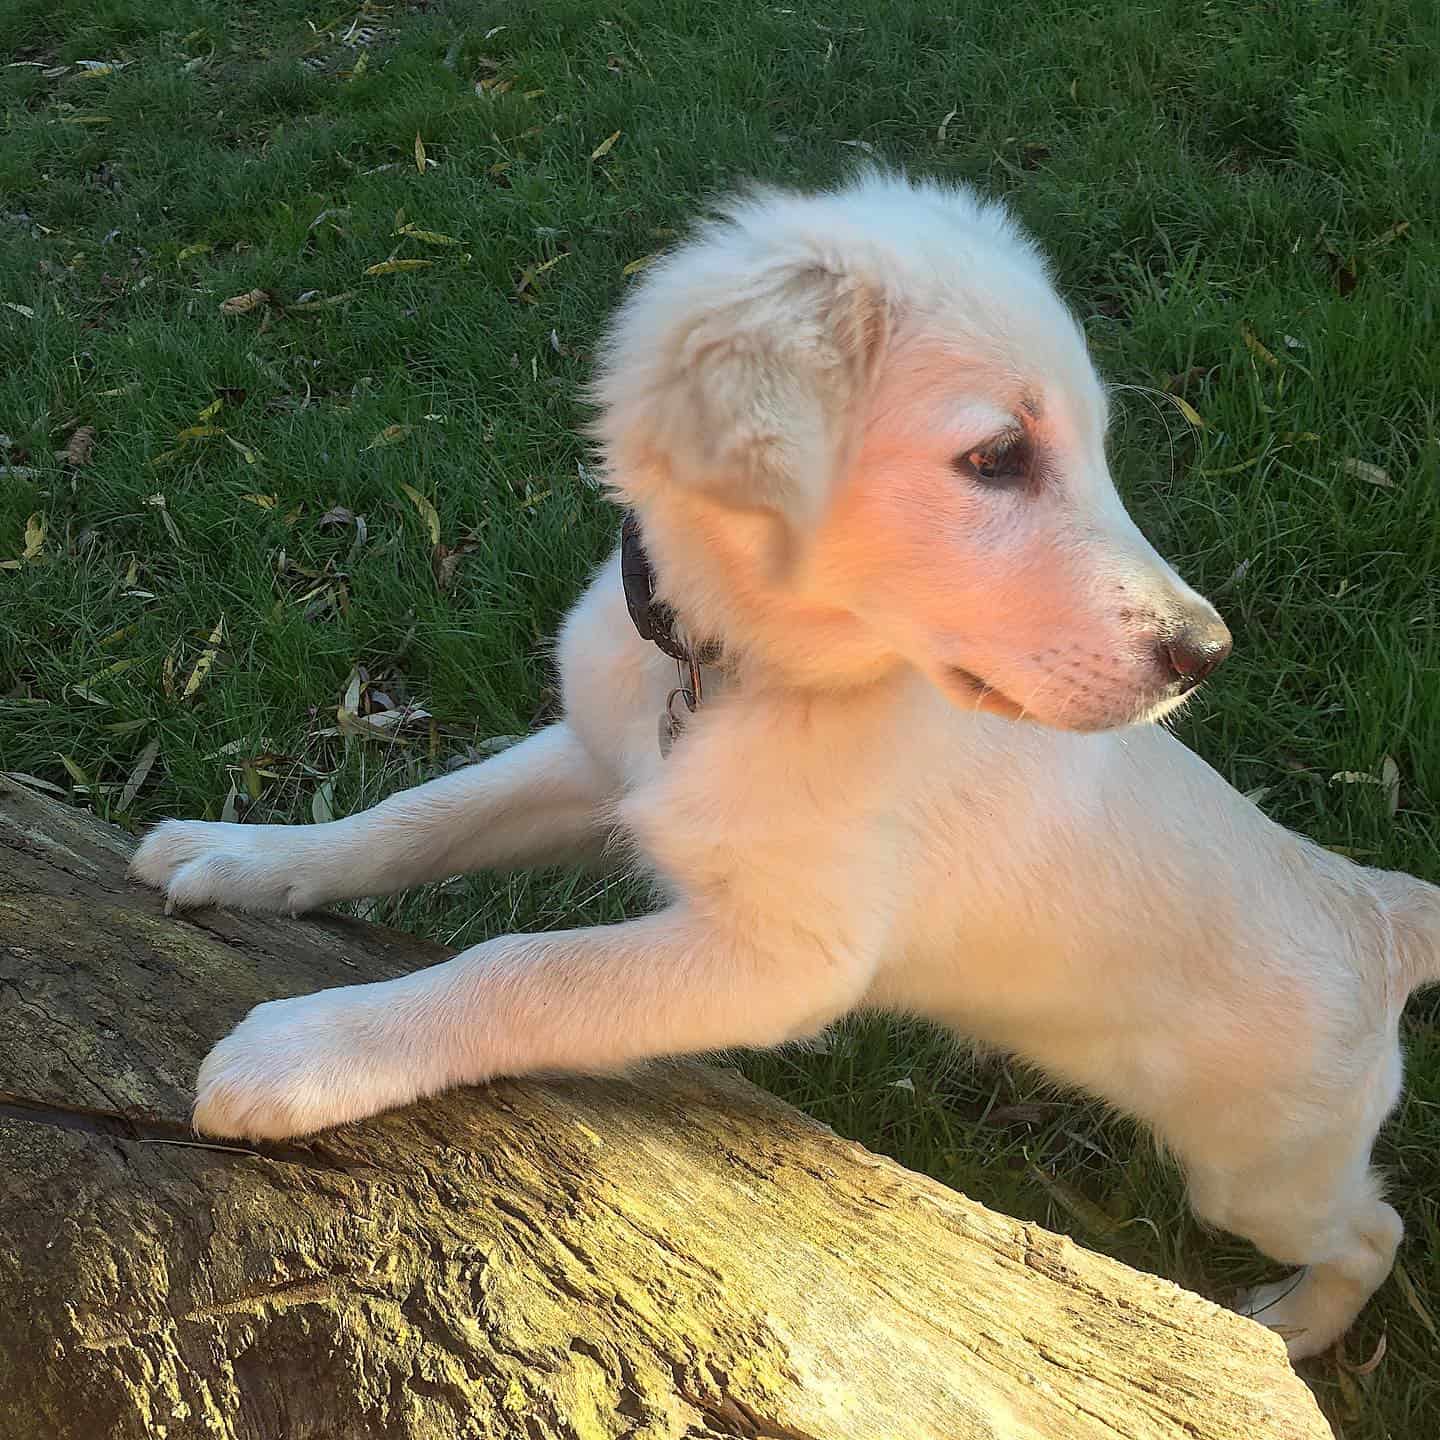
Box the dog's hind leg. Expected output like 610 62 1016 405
130 722 616 915
1184 1103 1404 1361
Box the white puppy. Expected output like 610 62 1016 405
132 172 1438 1360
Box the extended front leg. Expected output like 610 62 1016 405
193 907 874 1138
130 723 614 914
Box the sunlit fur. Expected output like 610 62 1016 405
131 172 1439 1362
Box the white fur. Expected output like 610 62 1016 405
130 172 1439 1362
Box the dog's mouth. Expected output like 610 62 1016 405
945 666 1027 721
946 663 1192 732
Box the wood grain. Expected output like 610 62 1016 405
0 778 1329 1440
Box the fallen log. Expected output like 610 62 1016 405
0 777 1329 1440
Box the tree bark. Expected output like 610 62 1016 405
0 777 1328 1440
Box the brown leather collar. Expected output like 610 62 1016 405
620 514 722 667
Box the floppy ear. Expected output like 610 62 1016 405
601 257 889 530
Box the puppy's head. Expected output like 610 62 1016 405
592 171 1230 732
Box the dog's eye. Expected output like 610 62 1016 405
956 433 1033 490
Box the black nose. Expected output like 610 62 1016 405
1162 614 1232 691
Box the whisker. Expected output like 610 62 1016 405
1110 381 1187 496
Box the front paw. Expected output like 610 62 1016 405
195 985 426 1139
130 819 326 916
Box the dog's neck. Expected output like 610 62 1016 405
621 496 903 693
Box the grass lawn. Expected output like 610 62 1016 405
3 0 1438 1430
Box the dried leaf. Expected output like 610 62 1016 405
432 537 483 591
240 762 264 802
589 129 621 161
1368 220 1410 249
1168 395 1206 430
982 1103 1052 1126
311 778 337 824
174 425 224 441
1197 455 1263 478
64 425 96 466
1328 252 1359 298
514 252 568 296
176 242 212 262
622 253 658 277
118 737 160 811
364 424 413 450
226 436 262 464
340 666 365 723
220 288 270 316
99 623 137 648
288 290 356 311
182 616 226 700
1342 458 1393 489
398 224 461 246
196 398 223 421
399 482 441 546
364 258 434 276
413 130 426 173
1336 1328 1387 1376
1027 1164 1122 1241
56 754 90 786
241 493 279 509
473 735 524 758
4 302 36 319
1330 760 1401 814
1393 1260 1439 1340
1240 323 1279 368
937 108 957 142
302 583 344 619
1382 754 1400 817
2 511 45 566
345 703 434 740
2 771 69 796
